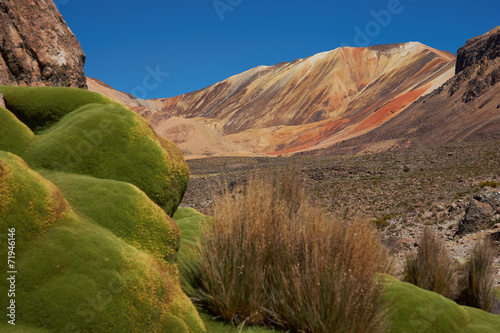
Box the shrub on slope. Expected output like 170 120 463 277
403 228 459 299
457 240 497 313
174 208 276 333
0 152 205 332
0 86 121 132
183 172 390 332
22 102 189 216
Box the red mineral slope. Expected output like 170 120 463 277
154 42 455 155
305 26 500 156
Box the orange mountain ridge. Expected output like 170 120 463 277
304 26 500 156
90 42 457 157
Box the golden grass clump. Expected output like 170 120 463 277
183 170 390 332
403 228 459 299
457 240 497 313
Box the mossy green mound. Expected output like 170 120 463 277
42 170 180 262
0 152 204 332
0 86 189 216
22 102 188 215
0 152 71 266
17 220 204 332
173 207 209 258
0 86 202 332
0 106 34 155
385 275 500 332
0 86 121 132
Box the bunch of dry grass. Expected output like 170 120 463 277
457 240 497 313
183 170 390 332
403 228 458 298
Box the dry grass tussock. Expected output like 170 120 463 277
183 170 391 332
403 228 459 299
457 240 498 313
404 229 499 313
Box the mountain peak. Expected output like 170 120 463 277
149 42 455 156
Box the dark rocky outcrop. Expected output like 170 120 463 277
456 26 500 74
456 186 500 235
0 0 86 88
454 27 500 103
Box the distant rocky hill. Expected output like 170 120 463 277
94 43 456 157
154 43 455 155
0 0 86 88
309 26 500 156
87 77 264 159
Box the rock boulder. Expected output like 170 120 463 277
456 186 500 235
0 0 87 88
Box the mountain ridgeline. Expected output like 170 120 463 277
307 26 500 156
154 43 456 155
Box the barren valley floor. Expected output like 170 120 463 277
182 140 500 285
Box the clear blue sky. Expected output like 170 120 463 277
57 0 499 99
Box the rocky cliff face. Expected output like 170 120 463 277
456 27 500 74
453 26 500 103
311 26 500 156
0 0 86 88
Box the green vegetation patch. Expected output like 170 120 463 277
0 323 50 332
173 207 209 258
42 170 181 262
0 107 34 155
0 151 71 266
23 103 189 215
0 153 204 332
479 181 499 188
385 275 500 332
13 219 204 332
0 86 121 132
373 213 397 229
